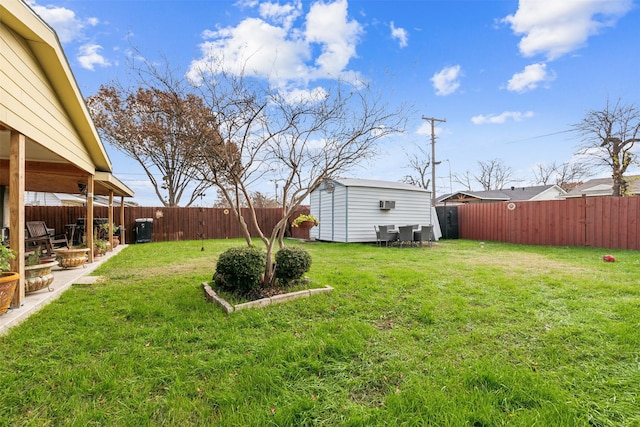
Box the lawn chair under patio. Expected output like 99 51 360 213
25 221 69 261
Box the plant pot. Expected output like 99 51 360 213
24 261 58 293
111 236 119 249
0 271 20 315
55 247 89 269
297 220 316 229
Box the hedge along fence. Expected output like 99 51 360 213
24 206 310 244
458 196 640 250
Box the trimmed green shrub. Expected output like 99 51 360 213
213 246 266 295
275 247 312 286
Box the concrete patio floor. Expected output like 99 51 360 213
0 244 128 336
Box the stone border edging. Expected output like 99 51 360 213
202 282 333 313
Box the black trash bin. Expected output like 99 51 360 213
134 218 153 243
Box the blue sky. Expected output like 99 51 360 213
27 0 640 206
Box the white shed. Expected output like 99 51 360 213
310 178 436 243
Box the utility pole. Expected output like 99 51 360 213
422 116 446 206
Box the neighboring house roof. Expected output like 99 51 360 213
438 184 566 204
563 175 640 198
25 192 136 207
324 178 430 193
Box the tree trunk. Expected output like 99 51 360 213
263 240 276 287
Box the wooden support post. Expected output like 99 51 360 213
108 191 114 251
9 131 25 307
119 196 125 245
86 177 94 263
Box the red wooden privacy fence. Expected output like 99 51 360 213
25 206 310 244
458 196 640 250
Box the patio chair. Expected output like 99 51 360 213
414 225 434 247
375 225 397 247
25 221 69 260
398 225 415 247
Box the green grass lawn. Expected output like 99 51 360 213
1 239 639 426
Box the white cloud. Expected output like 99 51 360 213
430 65 462 96
259 0 302 30
305 0 363 76
506 62 555 93
27 0 98 44
77 44 111 71
471 111 534 125
188 0 363 86
282 86 328 104
390 21 408 48
416 121 444 136
503 0 633 60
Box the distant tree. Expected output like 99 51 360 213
401 144 431 189
212 189 278 208
249 192 280 208
475 158 513 190
453 170 474 191
574 99 640 196
533 161 590 192
86 58 220 207
191 66 407 287
532 163 556 185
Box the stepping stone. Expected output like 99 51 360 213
73 276 103 285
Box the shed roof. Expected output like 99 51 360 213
329 178 430 193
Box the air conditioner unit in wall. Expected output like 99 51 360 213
379 200 396 210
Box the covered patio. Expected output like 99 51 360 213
1 0 133 313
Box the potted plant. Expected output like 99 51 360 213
291 214 319 229
99 222 119 248
93 238 108 257
54 227 89 269
0 244 20 315
24 247 58 293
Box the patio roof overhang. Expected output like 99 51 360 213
0 0 112 173
0 134 133 197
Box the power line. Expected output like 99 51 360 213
503 129 574 144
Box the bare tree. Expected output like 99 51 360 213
86 58 217 207
553 162 590 192
475 158 513 190
574 99 640 196
401 144 431 189
532 163 556 185
533 161 590 191
192 67 407 286
453 171 474 191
